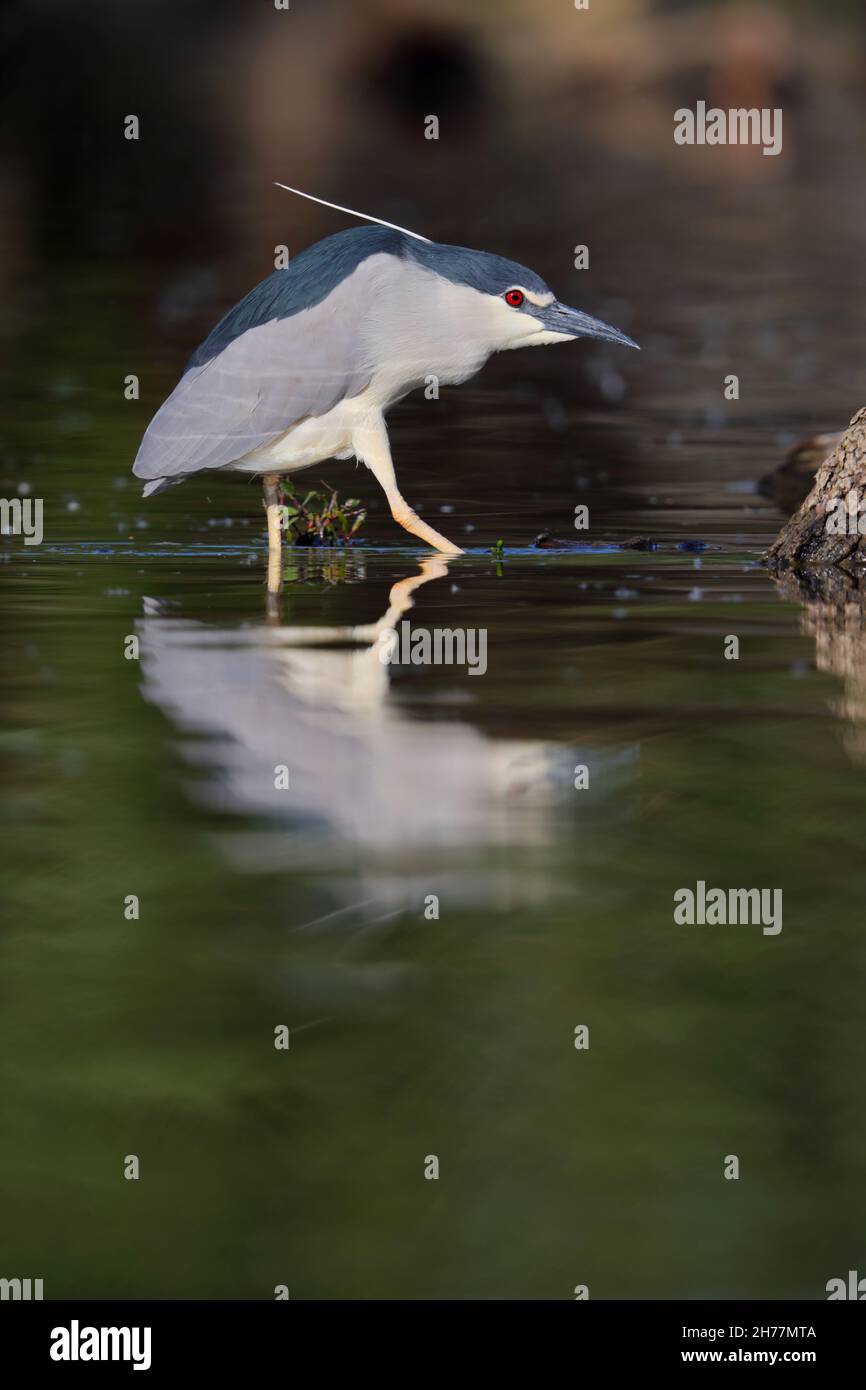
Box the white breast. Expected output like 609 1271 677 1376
360 260 499 404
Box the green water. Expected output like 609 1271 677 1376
4 527 866 1298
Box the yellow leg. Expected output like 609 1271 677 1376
352 413 465 556
263 473 283 593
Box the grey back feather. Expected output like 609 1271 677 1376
185 226 407 371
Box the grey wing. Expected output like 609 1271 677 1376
133 295 370 487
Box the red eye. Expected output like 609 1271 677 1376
505 289 524 307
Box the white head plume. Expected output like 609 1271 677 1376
274 183 431 243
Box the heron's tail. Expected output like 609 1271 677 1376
141 477 178 498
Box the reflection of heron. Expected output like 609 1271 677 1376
132 194 636 572
137 558 580 910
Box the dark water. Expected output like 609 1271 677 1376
5 527 866 1298
4 165 866 1297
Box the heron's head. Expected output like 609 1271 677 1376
409 240 639 356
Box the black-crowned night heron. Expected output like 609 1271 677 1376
133 192 637 568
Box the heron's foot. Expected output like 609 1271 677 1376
390 502 464 555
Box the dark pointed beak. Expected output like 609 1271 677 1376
535 301 639 349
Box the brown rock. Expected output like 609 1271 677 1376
766 408 866 570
